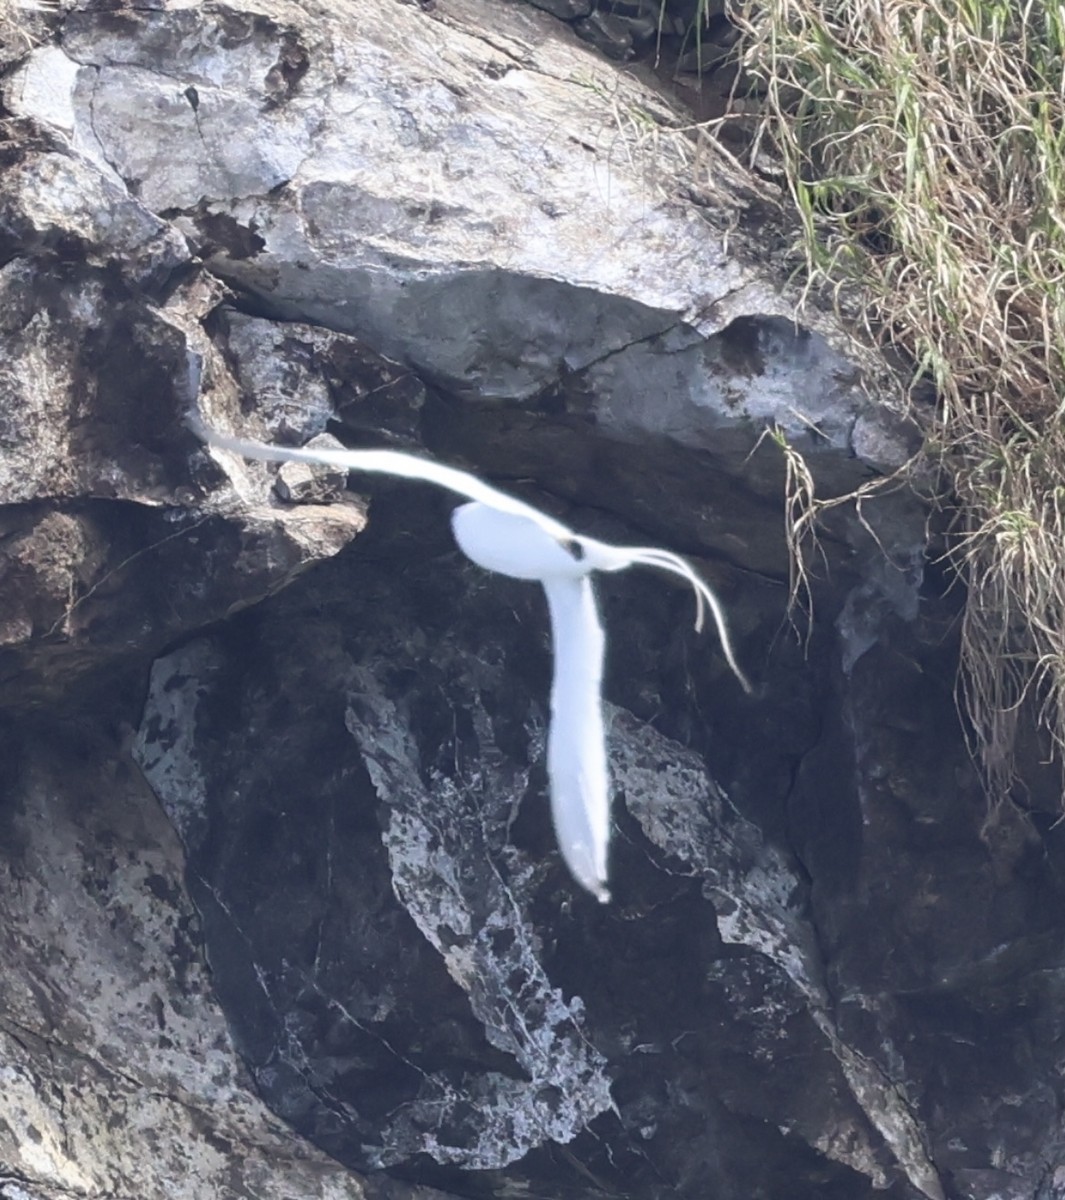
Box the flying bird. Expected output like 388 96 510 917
188 413 752 903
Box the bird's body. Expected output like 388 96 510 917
450 502 588 580
190 414 750 902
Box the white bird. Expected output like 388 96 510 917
188 413 752 903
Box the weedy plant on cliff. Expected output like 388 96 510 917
725 0 1065 809
0 0 54 54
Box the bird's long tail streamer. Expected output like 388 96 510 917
612 546 752 695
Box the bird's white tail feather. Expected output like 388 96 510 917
625 547 753 694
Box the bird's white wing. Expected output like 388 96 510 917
187 413 573 536
542 574 611 903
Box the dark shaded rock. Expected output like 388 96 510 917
0 500 366 708
526 0 592 18
0 716 414 1200
127 452 960 1200
214 309 430 444
0 141 188 288
574 10 638 59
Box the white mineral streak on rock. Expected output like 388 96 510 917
611 708 818 993
345 666 613 1169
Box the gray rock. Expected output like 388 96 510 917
276 435 355 503
525 0 593 18
0 2 1058 1200
0 722 385 1200
574 10 637 59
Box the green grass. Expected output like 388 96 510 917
724 0 1065 805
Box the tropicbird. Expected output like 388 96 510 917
189 413 752 902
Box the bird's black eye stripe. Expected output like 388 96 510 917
561 538 586 561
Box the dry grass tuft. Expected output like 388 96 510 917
726 0 1065 806
0 0 56 62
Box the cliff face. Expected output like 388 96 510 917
1 4 1062 1200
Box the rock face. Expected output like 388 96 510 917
2 3 1063 1200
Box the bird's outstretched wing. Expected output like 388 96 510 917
542 574 611 904
187 411 572 536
